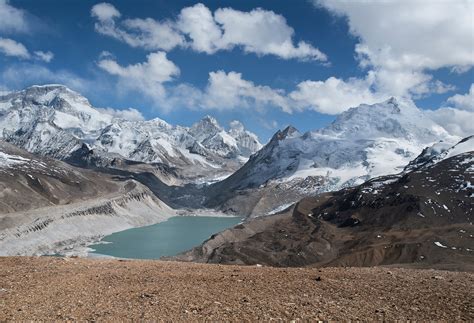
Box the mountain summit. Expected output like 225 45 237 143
205 98 462 215
0 85 262 180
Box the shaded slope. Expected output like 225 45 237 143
0 141 175 256
177 139 474 270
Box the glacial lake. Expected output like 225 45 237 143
89 216 242 259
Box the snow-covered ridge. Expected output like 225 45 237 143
436 136 474 161
0 85 262 168
215 97 462 194
0 151 30 168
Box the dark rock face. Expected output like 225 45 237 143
175 150 474 271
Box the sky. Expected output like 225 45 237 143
0 0 473 141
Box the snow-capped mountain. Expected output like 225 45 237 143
0 85 262 178
405 135 474 171
205 97 463 215
95 115 261 166
183 137 474 268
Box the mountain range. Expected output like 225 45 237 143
0 84 472 263
177 136 474 270
0 85 262 183
204 97 460 215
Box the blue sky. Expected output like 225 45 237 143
0 0 473 141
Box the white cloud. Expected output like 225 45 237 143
34 50 54 62
91 2 327 61
96 107 145 121
98 51 180 105
91 2 120 21
427 108 473 138
92 3 186 51
212 6 326 61
202 70 291 111
315 0 473 97
0 2 53 62
426 85 474 137
0 37 30 59
160 70 385 115
1 63 89 92
0 0 28 33
259 118 278 130
176 3 222 54
289 75 384 114
120 18 185 51
317 0 473 70
0 37 54 62
446 84 474 111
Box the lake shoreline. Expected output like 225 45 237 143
53 209 241 258
87 214 243 260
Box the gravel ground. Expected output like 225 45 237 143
1 257 473 321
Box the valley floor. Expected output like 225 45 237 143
1 257 472 321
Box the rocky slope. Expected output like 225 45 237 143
0 141 175 256
204 97 460 216
0 85 261 182
177 137 474 269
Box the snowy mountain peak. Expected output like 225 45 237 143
384 96 404 111
202 115 219 124
320 97 453 142
271 126 300 142
229 120 244 132
215 97 462 198
405 135 473 171
190 115 222 137
0 85 262 177
197 115 221 129
15 84 91 108
281 125 300 138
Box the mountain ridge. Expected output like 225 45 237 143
203 97 462 215
176 136 474 269
0 84 262 181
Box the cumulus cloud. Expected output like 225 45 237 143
0 37 30 59
92 2 184 51
97 51 180 106
314 0 474 97
96 107 145 121
160 70 388 115
202 71 291 111
289 75 385 114
0 2 54 62
33 50 54 62
0 37 54 62
0 0 29 33
324 1 474 71
92 2 186 52
446 84 474 111
176 3 222 54
427 108 473 138
91 2 120 21
91 2 327 61
212 6 326 60
426 85 474 137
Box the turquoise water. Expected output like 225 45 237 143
89 216 242 259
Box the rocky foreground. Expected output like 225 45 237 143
1 257 472 321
